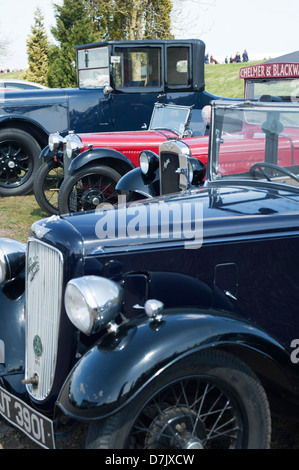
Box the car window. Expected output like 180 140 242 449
246 78 299 102
78 46 110 88
166 46 190 86
5 82 38 90
114 47 161 89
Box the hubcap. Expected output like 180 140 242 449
8 160 16 169
146 407 206 449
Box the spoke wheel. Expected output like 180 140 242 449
34 160 64 215
58 164 121 214
86 351 271 449
0 128 41 196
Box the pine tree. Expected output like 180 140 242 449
21 8 50 85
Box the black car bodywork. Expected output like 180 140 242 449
1 100 299 449
0 38 215 197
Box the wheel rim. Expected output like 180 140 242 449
127 376 246 449
67 173 119 212
0 140 33 188
42 164 64 211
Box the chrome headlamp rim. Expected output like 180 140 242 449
64 276 123 335
0 238 26 284
188 157 206 186
64 133 83 159
0 249 7 284
48 133 64 152
139 150 159 176
187 159 194 184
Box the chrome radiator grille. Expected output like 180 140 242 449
25 239 63 401
159 140 191 196
159 151 180 195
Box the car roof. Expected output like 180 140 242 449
0 79 48 89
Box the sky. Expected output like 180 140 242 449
0 0 298 70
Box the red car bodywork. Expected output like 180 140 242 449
185 130 299 176
77 129 182 168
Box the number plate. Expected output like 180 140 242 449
0 385 55 449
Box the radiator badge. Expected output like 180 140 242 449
28 256 40 282
33 335 43 358
163 158 170 171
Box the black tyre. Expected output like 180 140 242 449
0 128 41 196
86 350 271 449
34 160 64 215
58 164 121 214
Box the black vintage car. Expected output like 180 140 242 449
1 100 299 449
0 38 214 197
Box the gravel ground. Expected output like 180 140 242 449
0 416 298 449
0 417 88 449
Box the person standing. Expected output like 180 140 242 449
242 49 249 62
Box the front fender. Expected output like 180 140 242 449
0 113 48 134
116 167 160 198
56 309 297 421
38 145 63 163
0 275 26 398
68 148 136 173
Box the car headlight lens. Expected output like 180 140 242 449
187 159 194 184
48 133 64 152
64 133 83 159
189 157 206 186
139 150 159 175
0 239 26 284
65 276 123 335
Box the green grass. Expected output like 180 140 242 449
1 71 23 79
0 62 262 242
205 61 262 98
0 195 47 242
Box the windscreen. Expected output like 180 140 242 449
149 105 191 136
210 102 299 188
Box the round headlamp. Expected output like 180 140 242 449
188 157 206 186
65 276 123 335
0 239 26 284
187 159 194 184
48 133 64 152
64 133 83 159
139 150 159 176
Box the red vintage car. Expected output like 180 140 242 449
118 101 299 198
34 103 210 214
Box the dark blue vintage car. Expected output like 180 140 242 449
1 100 299 449
0 38 215 197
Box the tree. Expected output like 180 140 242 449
0 26 12 68
47 0 98 87
0 36 7 60
21 8 50 85
88 0 173 40
47 0 174 87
